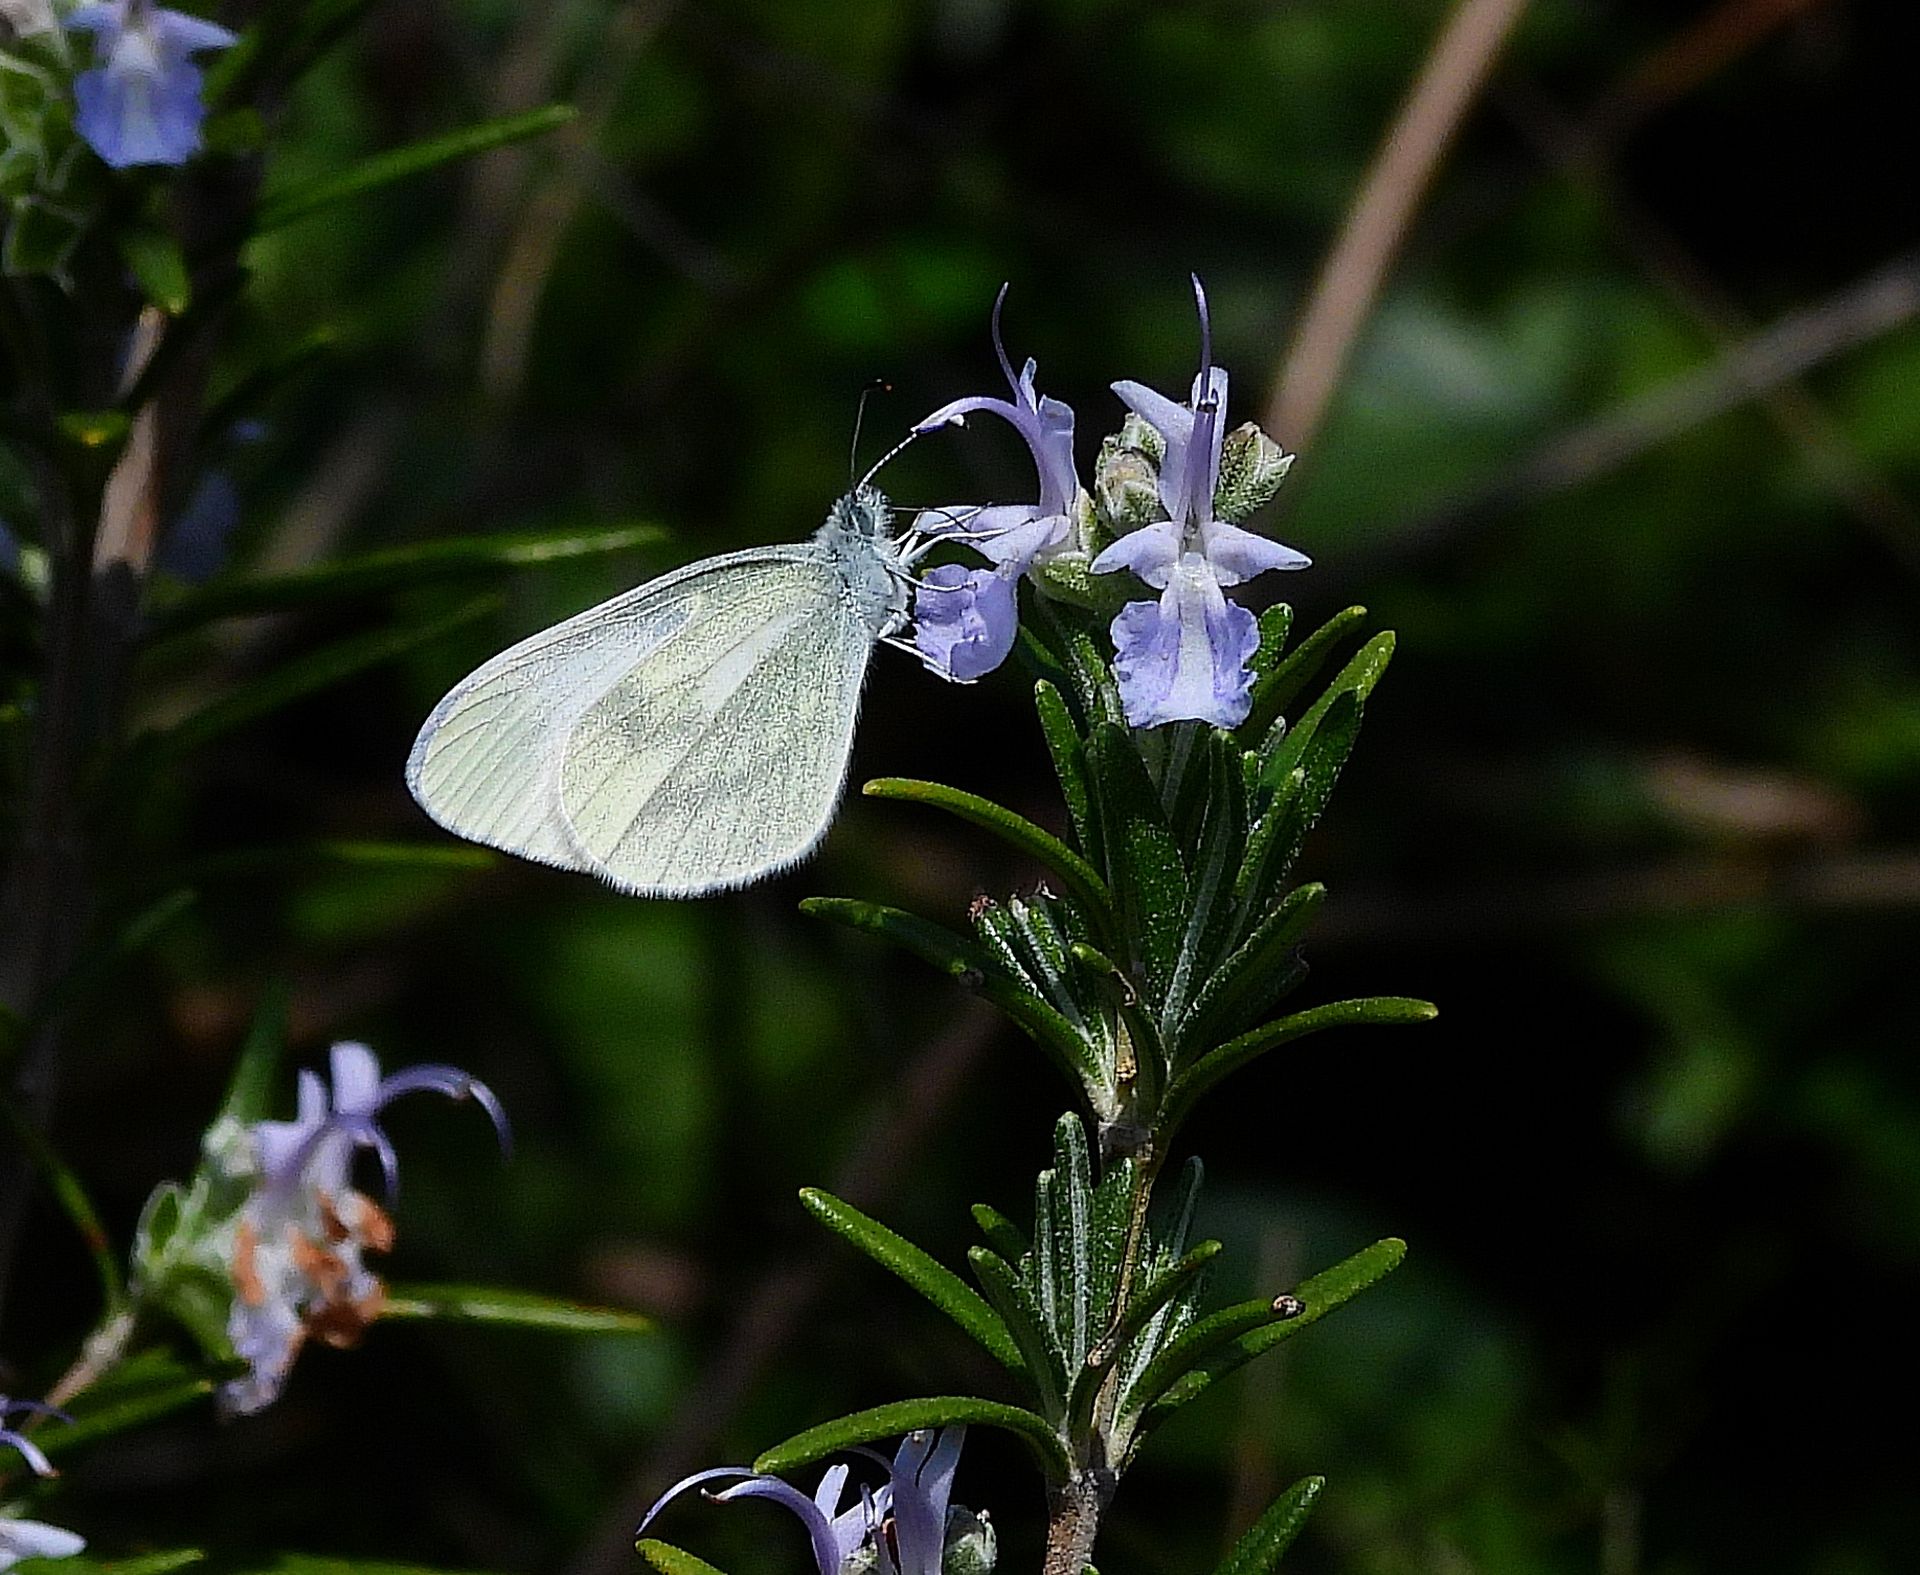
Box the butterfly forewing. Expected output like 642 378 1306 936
556 548 877 895
409 546 829 882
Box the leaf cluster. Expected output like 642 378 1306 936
809 598 1434 1155
775 1115 1403 1486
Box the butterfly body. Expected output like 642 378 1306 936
407 487 912 897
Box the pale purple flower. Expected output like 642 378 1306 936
64 0 236 170
1 1396 68 1481
0 1517 85 1573
1091 277 1308 728
221 1041 508 1415
911 563 1020 685
640 1428 971 1575
0 1397 82 1571
910 287 1082 681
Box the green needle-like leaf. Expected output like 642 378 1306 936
1179 884 1325 1052
151 524 664 633
636 1542 733 1575
1119 1296 1295 1423
863 779 1113 934
1137 1238 1407 1433
802 898 1105 1097
799 1189 1026 1377
1165 998 1436 1137
215 981 289 1129
1094 1238 1221 1370
0 1090 124 1313
1244 604 1369 737
754 1397 1072 1483
1086 723 1189 998
256 106 577 232
1034 679 1099 863
972 1203 1029 1262
1162 733 1249 1035
50 1553 206 1575
382 1284 653 1335
1260 633 1395 792
968 1246 1066 1419
1248 604 1295 681
1210 1476 1324 1575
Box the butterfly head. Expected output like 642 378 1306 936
828 484 894 542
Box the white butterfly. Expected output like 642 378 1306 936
407 486 931 898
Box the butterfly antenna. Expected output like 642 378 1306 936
856 427 925 494
850 379 893 487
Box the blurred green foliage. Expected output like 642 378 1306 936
6 1 1920 1573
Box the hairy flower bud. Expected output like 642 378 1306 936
1213 421 1294 524
1094 442 1161 533
941 1507 997 1575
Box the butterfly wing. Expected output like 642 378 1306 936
555 546 880 895
406 545 832 880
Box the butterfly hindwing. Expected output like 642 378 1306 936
407 546 823 879
556 546 877 895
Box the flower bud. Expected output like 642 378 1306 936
1213 421 1294 523
1094 443 1161 534
943 1507 998 1575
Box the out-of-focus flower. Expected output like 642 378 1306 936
640 1428 991 1575
221 1042 508 1415
0 1396 83 1573
911 287 1084 682
0 1518 85 1573
1 1396 66 1481
1091 277 1308 728
64 0 236 169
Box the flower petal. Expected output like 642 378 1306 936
375 1063 513 1157
152 10 237 54
61 2 122 36
1197 518 1310 586
1090 519 1180 590
328 1042 384 1117
637 1468 759 1535
913 564 1019 682
1110 558 1259 729
889 1427 965 1575
0 1518 86 1565
0 1425 56 1479
707 1476 845 1575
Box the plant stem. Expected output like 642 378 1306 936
43 1306 138 1410
0 446 96 1328
1042 1470 1111 1575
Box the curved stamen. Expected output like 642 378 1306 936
989 282 1016 392
1191 272 1212 389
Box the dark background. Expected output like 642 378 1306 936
7 1 1919 1572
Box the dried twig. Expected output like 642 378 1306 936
1327 252 1920 588
1265 0 1533 451
1497 79 1920 576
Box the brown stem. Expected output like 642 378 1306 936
41 1308 138 1411
1266 0 1532 452
1042 1471 1110 1575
